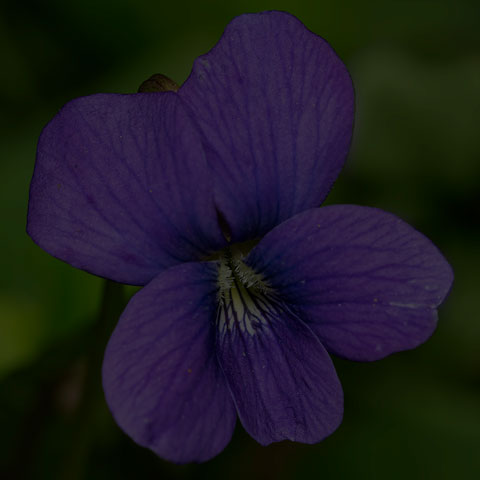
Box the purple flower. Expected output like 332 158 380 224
27 11 453 463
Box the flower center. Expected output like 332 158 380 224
217 248 267 295
216 247 272 336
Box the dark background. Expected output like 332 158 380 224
1 0 479 478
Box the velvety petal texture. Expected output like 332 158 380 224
246 206 454 361
102 262 236 463
28 92 226 285
27 9 455 465
216 285 343 444
180 11 354 241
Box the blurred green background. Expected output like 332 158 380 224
1 0 479 478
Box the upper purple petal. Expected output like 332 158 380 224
246 205 454 361
179 11 354 241
27 92 227 285
102 262 237 463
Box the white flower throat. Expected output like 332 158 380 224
216 247 273 337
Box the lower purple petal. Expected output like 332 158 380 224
102 262 236 463
216 285 343 445
246 205 454 361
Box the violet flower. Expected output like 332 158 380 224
27 11 453 463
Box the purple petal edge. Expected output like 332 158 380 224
102 262 237 463
180 11 354 241
246 205 454 361
28 92 226 285
216 289 343 445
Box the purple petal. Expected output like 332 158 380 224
27 92 226 285
179 11 354 241
246 206 454 361
216 287 343 445
102 262 236 463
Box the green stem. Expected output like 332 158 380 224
57 280 126 480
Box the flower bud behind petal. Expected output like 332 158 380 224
138 73 179 93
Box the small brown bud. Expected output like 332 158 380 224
137 74 179 93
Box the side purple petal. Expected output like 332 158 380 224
179 11 354 241
216 289 343 445
28 92 226 285
246 206 454 361
102 262 237 463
